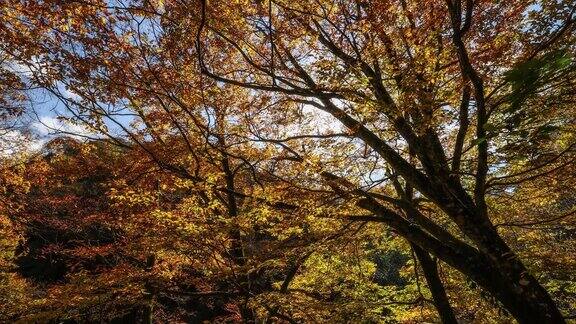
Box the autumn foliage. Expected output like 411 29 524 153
1 0 575 323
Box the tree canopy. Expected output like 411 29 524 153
1 0 575 323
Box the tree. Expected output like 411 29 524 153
191 0 575 321
1 0 575 322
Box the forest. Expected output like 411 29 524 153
0 0 575 323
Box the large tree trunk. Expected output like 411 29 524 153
419 214 564 323
443 194 564 323
460 248 563 324
425 228 563 323
471 226 564 323
358 198 564 324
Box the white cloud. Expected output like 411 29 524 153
57 82 83 102
0 128 42 157
5 55 49 79
33 116 95 139
0 116 97 157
